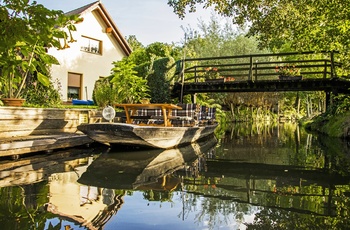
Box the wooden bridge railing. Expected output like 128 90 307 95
175 51 341 83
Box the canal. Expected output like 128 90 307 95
0 122 350 229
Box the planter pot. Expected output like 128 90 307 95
1 98 26 107
279 75 302 81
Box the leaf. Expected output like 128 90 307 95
20 48 29 57
37 72 50 87
14 41 26 47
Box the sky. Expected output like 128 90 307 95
34 0 219 46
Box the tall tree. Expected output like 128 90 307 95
168 0 350 69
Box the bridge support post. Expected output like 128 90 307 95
325 92 331 111
191 94 196 104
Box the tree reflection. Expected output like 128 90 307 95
177 122 350 229
0 183 52 230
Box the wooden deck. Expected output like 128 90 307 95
0 133 94 158
0 107 100 159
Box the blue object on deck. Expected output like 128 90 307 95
72 99 94 105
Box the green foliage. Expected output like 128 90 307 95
92 39 182 106
181 16 276 114
114 40 182 104
329 94 350 115
0 183 52 230
23 78 62 107
126 35 144 50
93 58 150 107
147 57 176 103
92 77 117 108
0 0 81 99
305 110 350 137
109 58 150 104
146 42 172 58
168 0 350 71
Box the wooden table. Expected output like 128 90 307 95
114 103 182 127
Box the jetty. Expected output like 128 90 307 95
0 134 93 158
0 107 100 159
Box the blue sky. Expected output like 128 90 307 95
34 0 217 46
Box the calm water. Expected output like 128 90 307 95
0 122 350 230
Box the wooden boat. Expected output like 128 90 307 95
77 103 218 149
77 137 217 190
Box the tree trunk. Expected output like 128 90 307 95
230 103 235 121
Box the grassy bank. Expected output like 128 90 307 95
304 111 350 138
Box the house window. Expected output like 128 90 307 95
68 73 82 100
80 36 102 54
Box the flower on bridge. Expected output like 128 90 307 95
275 65 301 76
204 67 220 79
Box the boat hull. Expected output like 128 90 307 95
77 122 218 149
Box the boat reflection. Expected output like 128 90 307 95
78 136 217 191
46 137 217 229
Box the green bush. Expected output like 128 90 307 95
23 78 62 107
92 78 116 108
147 57 175 103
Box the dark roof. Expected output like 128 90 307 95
65 1 99 16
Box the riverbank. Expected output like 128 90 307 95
304 111 350 138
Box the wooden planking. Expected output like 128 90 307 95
0 119 81 131
0 134 94 157
0 128 80 138
0 107 96 138
0 107 99 156
0 108 87 119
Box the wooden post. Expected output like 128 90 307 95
179 60 185 103
325 91 331 111
330 51 336 78
255 60 258 81
248 56 253 81
191 94 196 104
194 66 197 82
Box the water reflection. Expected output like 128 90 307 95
0 123 350 229
77 140 212 190
215 123 350 229
45 136 217 229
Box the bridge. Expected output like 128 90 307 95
171 51 350 104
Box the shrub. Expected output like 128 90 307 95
92 78 116 108
23 78 62 107
147 57 175 103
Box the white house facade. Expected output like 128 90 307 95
48 1 132 102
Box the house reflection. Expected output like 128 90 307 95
46 156 125 229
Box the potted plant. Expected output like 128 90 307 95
0 1 80 106
204 67 224 82
275 65 302 80
0 41 54 106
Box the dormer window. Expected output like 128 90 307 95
80 36 102 54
